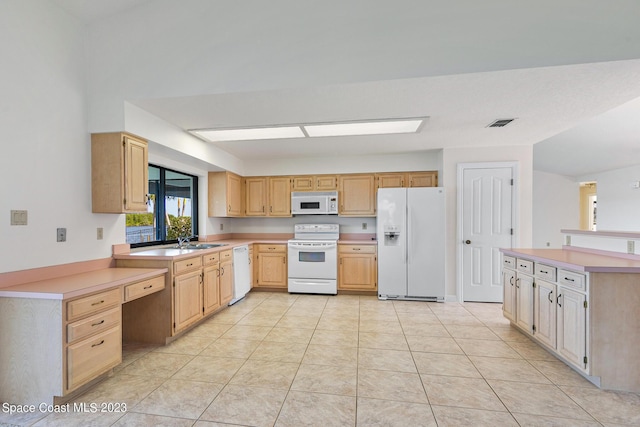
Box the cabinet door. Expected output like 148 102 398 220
316 175 337 190
339 174 376 216
377 173 406 188
338 253 377 291
203 265 221 316
292 176 314 191
174 270 203 332
219 260 234 305
268 177 291 217
408 171 437 188
557 287 587 371
502 268 517 322
245 177 267 216
124 135 149 212
534 279 557 349
227 173 244 216
516 273 534 333
256 252 287 288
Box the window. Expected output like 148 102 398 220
126 165 198 246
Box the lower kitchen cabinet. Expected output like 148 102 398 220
533 279 557 349
338 244 377 291
255 244 287 288
219 250 234 304
557 286 587 369
174 269 204 332
203 253 221 316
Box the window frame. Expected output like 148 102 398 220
128 164 199 248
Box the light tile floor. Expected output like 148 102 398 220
3 292 640 426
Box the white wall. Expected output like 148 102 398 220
579 164 640 231
442 145 533 299
532 171 580 248
0 2 119 273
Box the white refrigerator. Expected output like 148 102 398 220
377 187 445 301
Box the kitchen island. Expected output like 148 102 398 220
500 247 640 393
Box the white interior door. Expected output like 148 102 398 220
461 166 514 302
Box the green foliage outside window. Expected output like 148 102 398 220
167 215 192 239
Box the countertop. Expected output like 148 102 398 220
500 248 640 273
115 238 378 261
0 268 168 300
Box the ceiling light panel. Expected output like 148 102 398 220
192 126 304 142
304 119 424 137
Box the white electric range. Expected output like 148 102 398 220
287 224 339 295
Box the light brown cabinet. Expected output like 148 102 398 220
203 252 221 315
338 244 377 291
91 132 149 213
292 175 337 191
339 174 376 216
174 267 203 333
219 250 234 304
209 171 244 217
268 177 292 216
255 244 288 288
376 171 438 188
245 177 267 216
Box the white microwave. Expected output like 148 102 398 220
291 191 338 215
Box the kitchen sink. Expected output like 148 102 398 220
174 243 227 250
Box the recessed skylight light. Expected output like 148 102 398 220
304 119 424 137
189 118 427 142
192 126 305 142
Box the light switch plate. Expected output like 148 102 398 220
97 227 104 240
628 241 635 254
57 228 66 242
10 210 27 225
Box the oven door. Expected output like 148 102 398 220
287 241 337 280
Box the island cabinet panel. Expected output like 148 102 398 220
501 250 640 393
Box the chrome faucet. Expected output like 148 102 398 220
177 236 191 248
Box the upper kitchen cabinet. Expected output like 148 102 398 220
376 171 438 188
408 171 437 187
91 133 149 213
208 171 244 217
245 177 267 216
339 174 376 216
268 176 292 217
377 173 406 188
292 175 337 191
243 176 291 217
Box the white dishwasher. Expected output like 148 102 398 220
230 245 250 305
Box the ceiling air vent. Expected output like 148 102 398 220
487 118 516 128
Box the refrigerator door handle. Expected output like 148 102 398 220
406 204 411 265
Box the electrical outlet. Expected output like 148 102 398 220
10 210 28 225
220 223 224 231
97 227 103 240
362 222 367 230
57 228 66 242
627 241 635 254
565 235 571 246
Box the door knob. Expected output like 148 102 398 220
465 240 471 245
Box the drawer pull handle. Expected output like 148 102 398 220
91 300 105 306
557 293 562 307
186 263 193 267
564 277 575 282
509 277 514 286
91 320 105 327
143 285 153 290
353 248 361 251
548 291 553 303
540 270 548 274
519 264 527 268
515 278 520 289
92 340 105 348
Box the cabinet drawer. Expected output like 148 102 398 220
339 245 376 254
257 244 286 253
67 325 121 391
503 255 516 268
558 269 586 292
67 288 121 322
516 258 534 274
535 263 557 281
220 249 234 260
124 275 165 302
174 256 202 275
67 306 121 343
203 252 220 266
